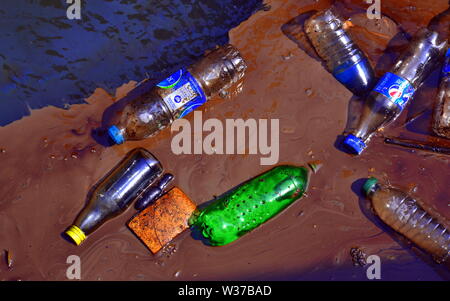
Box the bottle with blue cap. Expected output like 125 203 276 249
432 47 450 139
343 28 447 155
107 44 247 145
304 9 375 96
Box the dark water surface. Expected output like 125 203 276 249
0 0 263 125
0 0 449 280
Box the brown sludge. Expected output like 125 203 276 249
128 187 197 254
0 0 449 280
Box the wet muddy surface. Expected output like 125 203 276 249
0 0 449 280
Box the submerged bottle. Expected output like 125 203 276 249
65 148 163 245
304 9 375 96
363 178 449 263
432 48 450 138
189 163 320 246
107 44 247 144
344 29 447 154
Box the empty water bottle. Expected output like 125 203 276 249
107 44 247 144
304 9 375 96
432 48 450 139
344 29 447 154
363 177 449 263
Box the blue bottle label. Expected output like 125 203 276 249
157 69 207 118
373 72 415 110
443 49 450 75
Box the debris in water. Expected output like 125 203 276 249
350 247 367 267
4 249 13 269
384 137 450 155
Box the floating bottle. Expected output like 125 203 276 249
65 148 163 245
363 177 449 263
343 29 447 154
189 164 320 246
432 48 450 139
304 9 375 96
107 44 247 144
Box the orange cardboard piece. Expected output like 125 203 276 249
128 187 197 254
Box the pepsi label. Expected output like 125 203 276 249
373 72 415 110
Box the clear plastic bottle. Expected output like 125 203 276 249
65 148 163 245
304 9 375 96
107 44 247 144
363 177 449 263
432 48 450 138
343 29 447 154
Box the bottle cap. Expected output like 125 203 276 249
108 125 125 145
343 134 366 155
363 177 378 196
65 225 86 246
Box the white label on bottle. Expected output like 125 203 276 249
162 82 199 112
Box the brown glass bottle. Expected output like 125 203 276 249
107 44 247 144
65 148 163 245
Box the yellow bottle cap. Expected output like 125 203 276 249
65 225 86 246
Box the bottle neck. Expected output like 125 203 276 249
365 183 380 199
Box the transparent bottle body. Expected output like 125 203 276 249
73 148 163 235
368 184 450 262
116 92 174 142
349 29 447 144
353 92 401 141
433 72 450 138
304 9 375 96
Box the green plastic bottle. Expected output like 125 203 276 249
189 164 319 246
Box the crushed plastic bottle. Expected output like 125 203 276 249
432 48 450 139
304 9 375 96
363 177 449 263
189 163 320 246
65 148 163 245
107 44 247 144
343 29 447 154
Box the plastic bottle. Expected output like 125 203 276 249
343 29 447 154
304 9 375 96
65 148 163 245
432 48 450 138
363 177 449 263
189 163 320 246
107 44 247 144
